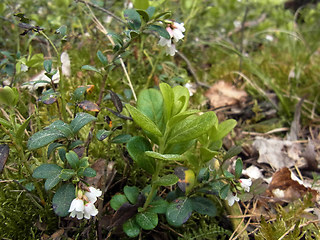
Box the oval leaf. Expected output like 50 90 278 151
135 211 158 230
124 186 140 204
97 50 108 65
110 194 128 210
32 164 62 179
111 134 132 144
123 219 140 238
27 129 65 150
154 174 179 187
81 65 101 74
166 197 192 227
70 113 96 134
96 129 112 141
190 197 217 217
126 104 162 137
66 151 79 169
145 151 185 161
52 183 76 217
126 136 155 174
45 175 61 190
109 90 123 113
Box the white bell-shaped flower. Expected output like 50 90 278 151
85 187 102 203
239 178 252 192
69 198 85 219
84 202 99 219
226 191 240 206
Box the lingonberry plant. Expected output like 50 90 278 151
0 4 253 239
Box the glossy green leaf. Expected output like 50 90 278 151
136 9 149 22
167 109 199 129
111 134 132 144
81 65 101 74
190 197 217 217
145 151 185 161
45 175 61 190
209 119 237 141
52 183 75 217
126 104 162 137
154 174 179 187
82 167 96 177
59 169 76 181
137 88 164 133
235 158 243 179
166 197 192 227
97 50 108 66
110 194 128 210
147 25 170 39
148 199 169 214
124 186 140 204
32 164 62 179
68 140 83 150
47 120 73 138
123 219 140 238
15 116 31 141
96 129 112 141
70 113 96 134
126 136 155 174
124 9 141 30
167 111 217 144
136 211 158 230
43 59 52 73
47 142 64 158
27 129 65 150
65 151 79 169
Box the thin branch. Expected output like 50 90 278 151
75 0 126 24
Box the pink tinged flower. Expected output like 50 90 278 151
85 187 102 203
239 178 252 192
158 37 172 47
226 191 240 206
84 202 99 219
166 27 174 38
69 198 85 219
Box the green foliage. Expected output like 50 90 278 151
255 196 320 240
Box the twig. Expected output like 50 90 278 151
176 51 210 88
75 0 126 24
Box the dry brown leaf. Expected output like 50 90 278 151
266 167 318 202
204 81 247 108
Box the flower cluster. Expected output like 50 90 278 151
158 21 185 56
226 178 252 206
69 186 102 220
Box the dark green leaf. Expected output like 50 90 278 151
27 129 65 150
45 175 61 190
148 199 169 214
32 164 62 179
190 197 217 217
82 167 96 177
166 197 192 227
109 90 123 113
110 194 128 210
47 142 64 158
126 136 155 174
123 219 140 238
59 169 76 181
43 59 52 73
111 134 132 143
146 6 155 18
197 168 210 182
97 50 108 66
235 158 243 179
136 9 149 22
66 151 79 169
15 116 31 141
52 183 75 217
68 140 83 150
154 174 179 187
147 25 171 39
124 9 141 30
47 120 73 138
107 32 123 46
81 65 101 74
219 184 230 199
96 129 112 141
223 145 242 161
136 211 158 230
124 186 140 204
70 113 96 134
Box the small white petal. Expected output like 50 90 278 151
166 44 177 56
61 51 71 77
226 192 239 206
158 37 171 47
240 178 252 192
21 64 28 72
173 22 185 32
69 198 84 212
85 187 102 203
84 202 99 219
172 29 184 42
